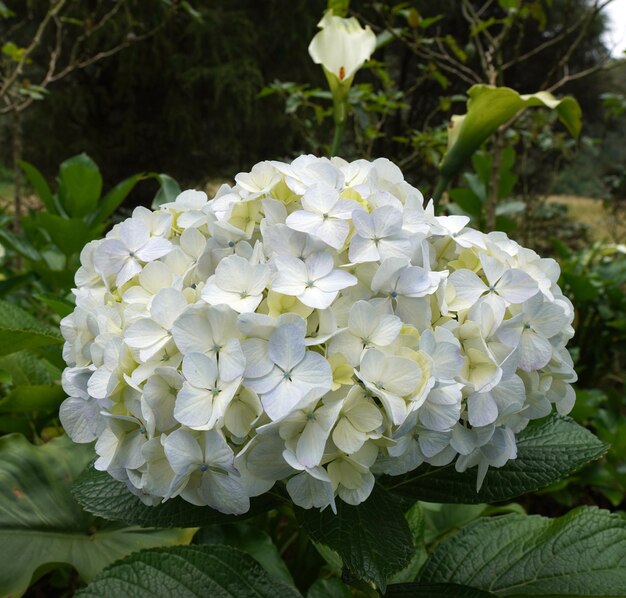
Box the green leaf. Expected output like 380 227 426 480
72 465 284 528
151 173 182 209
57 153 103 218
495 200 525 217
421 502 487 545
18 159 57 214
418 507 626 596
0 299 63 355
33 212 101 256
35 293 75 317
296 484 413 591
307 578 352 597
449 188 482 218
194 523 294 585
385 415 607 504
471 150 492 187
0 350 57 385
497 146 517 198
434 85 581 201
88 173 144 226
0 227 41 262
0 383 65 413
0 434 192 597
77 545 300 597
389 501 428 584
387 583 495 597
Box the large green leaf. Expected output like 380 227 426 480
194 523 294 585
389 501 427 584
434 85 582 201
0 350 58 385
33 212 101 256
387 583 495 597
88 173 144 226
0 227 41 262
0 435 192 597
18 159 57 214
57 153 103 218
72 465 285 528
296 484 413 591
0 299 63 355
307 578 352 597
385 415 607 504
0 383 65 413
417 507 626 596
77 545 301 597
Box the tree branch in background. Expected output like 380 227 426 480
0 0 181 228
0 0 67 99
541 0 614 88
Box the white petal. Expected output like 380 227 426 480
173 383 213 429
59 397 104 442
285 210 324 235
268 323 306 371
271 255 308 296
308 14 376 81
241 338 273 379
135 237 172 262
119 219 150 252
218 339 246 382
370 314 402 346
199 470 249 515
163 428 202 473
448 269 487 310
316 269 358 293
467 392 499 427
333 418 366 454
300 183 340 214
306 251 335 280
116 258 142 287
299 287 336 309
518 330 553 371
182 352 218 388
497 269 538 304
349 235 379 263
150 288 188 330
286 470 335 511
297 420 330 468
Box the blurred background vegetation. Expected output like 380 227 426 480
0 0 625 595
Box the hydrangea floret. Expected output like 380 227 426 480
60 155 577 514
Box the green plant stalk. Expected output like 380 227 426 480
323 67 353 157
330 117 346 156
486 129 504 231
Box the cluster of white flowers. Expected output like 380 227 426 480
60 156 576 514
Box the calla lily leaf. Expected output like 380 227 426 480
434 85 582 202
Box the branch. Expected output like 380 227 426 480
0 8 169 115
0 0 67 99
547 58 626 93
461 0 492 82
502 0 615 71
541 0 610 87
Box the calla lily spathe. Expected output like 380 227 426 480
308 10 376 85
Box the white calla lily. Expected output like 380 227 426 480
308 10 377 85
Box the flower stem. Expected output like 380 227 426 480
330 117 345 157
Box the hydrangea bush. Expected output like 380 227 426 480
59 155 577 515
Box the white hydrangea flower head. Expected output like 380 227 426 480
60 155 577 514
